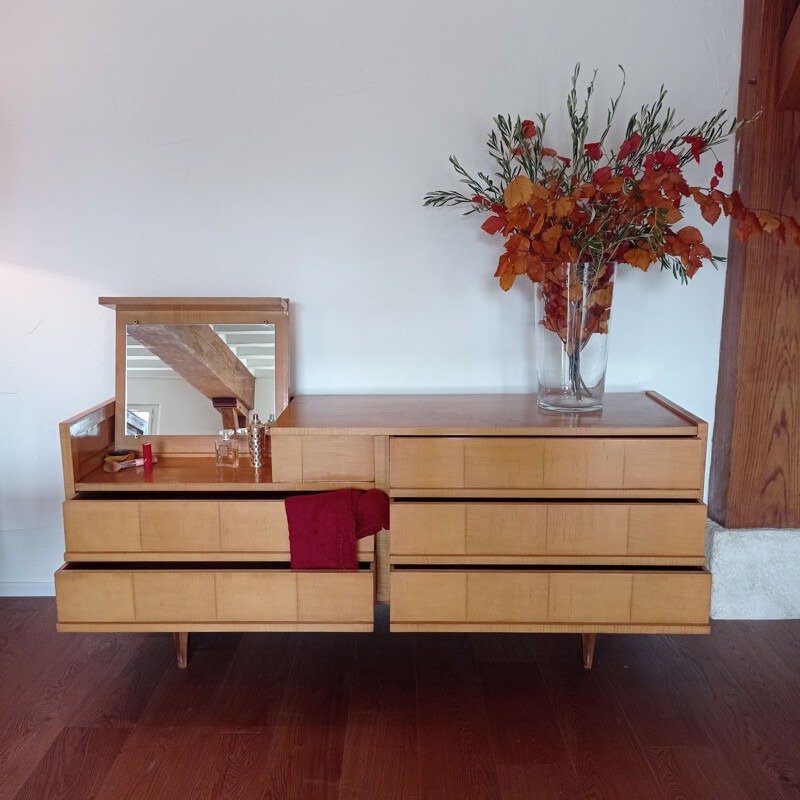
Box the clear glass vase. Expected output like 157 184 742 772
534 261 614 412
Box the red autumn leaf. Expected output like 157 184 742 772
715 161 724 178
733 211 762 242
522 119 537 138
681 135 704 163
541 147 557 157
525 253 545 282
593 166 612 185
621 165 634 179
677 226 704 246
471 196 487 204
557 155 572 167
481 215 505 235
656 150 680 169
617 131 642 160
584 142 602 161
710 176 719 189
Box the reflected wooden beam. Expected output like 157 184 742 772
128 324 255 411
777 3 800 109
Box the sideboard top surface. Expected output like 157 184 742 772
272 391 705 437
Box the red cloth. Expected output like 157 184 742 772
284 489 389 569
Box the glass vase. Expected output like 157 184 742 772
534 261 614 412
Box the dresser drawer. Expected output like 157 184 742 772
55 563 374 631
390 502 707 564
389 437 704 497
271 435 375 483
389 567 711 632
63 499 374 561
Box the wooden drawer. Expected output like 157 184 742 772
389 567 711 632
271 435 375 483
390 502 707 565
63 499 374 561
389 437 704 497
55 563 374 631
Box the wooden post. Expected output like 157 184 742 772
709 0 800 528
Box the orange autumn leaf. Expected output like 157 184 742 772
588 285 613 308
503 176 535 208
510 252 529 274
554 196 575 217
623 247 653 271
677 226 703 246
499 272 516 291
665 206 683 224
567 283 585 302
531 212 545 236
506 206 532 230
541 224 563 243
580 183 596 198
494 253 512 277
700 199 722 225
757 211 782 234
505 233 530 252
600 176 624 194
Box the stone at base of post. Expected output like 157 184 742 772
582 632 597 669
173 632 188 668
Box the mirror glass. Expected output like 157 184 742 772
125 323 276 435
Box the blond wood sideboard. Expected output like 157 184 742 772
56 391 711 668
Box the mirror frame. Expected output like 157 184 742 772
101 297 290 454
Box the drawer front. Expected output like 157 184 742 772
390 502 707 562
390 568 711 628
63 499 374 560
55 565 374 627
389 437 704 494
272 435 375 483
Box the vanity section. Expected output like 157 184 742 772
273 392 711 667
54 300 377 664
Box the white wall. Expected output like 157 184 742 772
0 0 744 594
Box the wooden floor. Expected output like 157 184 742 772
1 599 799 800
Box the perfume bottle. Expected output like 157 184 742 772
215 429 239 468
248 413 267 468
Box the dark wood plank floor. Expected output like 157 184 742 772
1 598 799 800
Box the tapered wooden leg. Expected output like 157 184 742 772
582 633 597 669
173 632 188 669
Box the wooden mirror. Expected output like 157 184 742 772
101 297 290 454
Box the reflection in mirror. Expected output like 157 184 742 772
125 323 276 435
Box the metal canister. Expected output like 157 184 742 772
247 413 267 468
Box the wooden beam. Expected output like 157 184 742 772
128 324 255 411
709 0 800 528
778 3 800 109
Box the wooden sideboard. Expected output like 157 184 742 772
56 391 711 668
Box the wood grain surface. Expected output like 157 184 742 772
710 0 800 527
3 599 800 800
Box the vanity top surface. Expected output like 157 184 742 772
271 391 705 437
